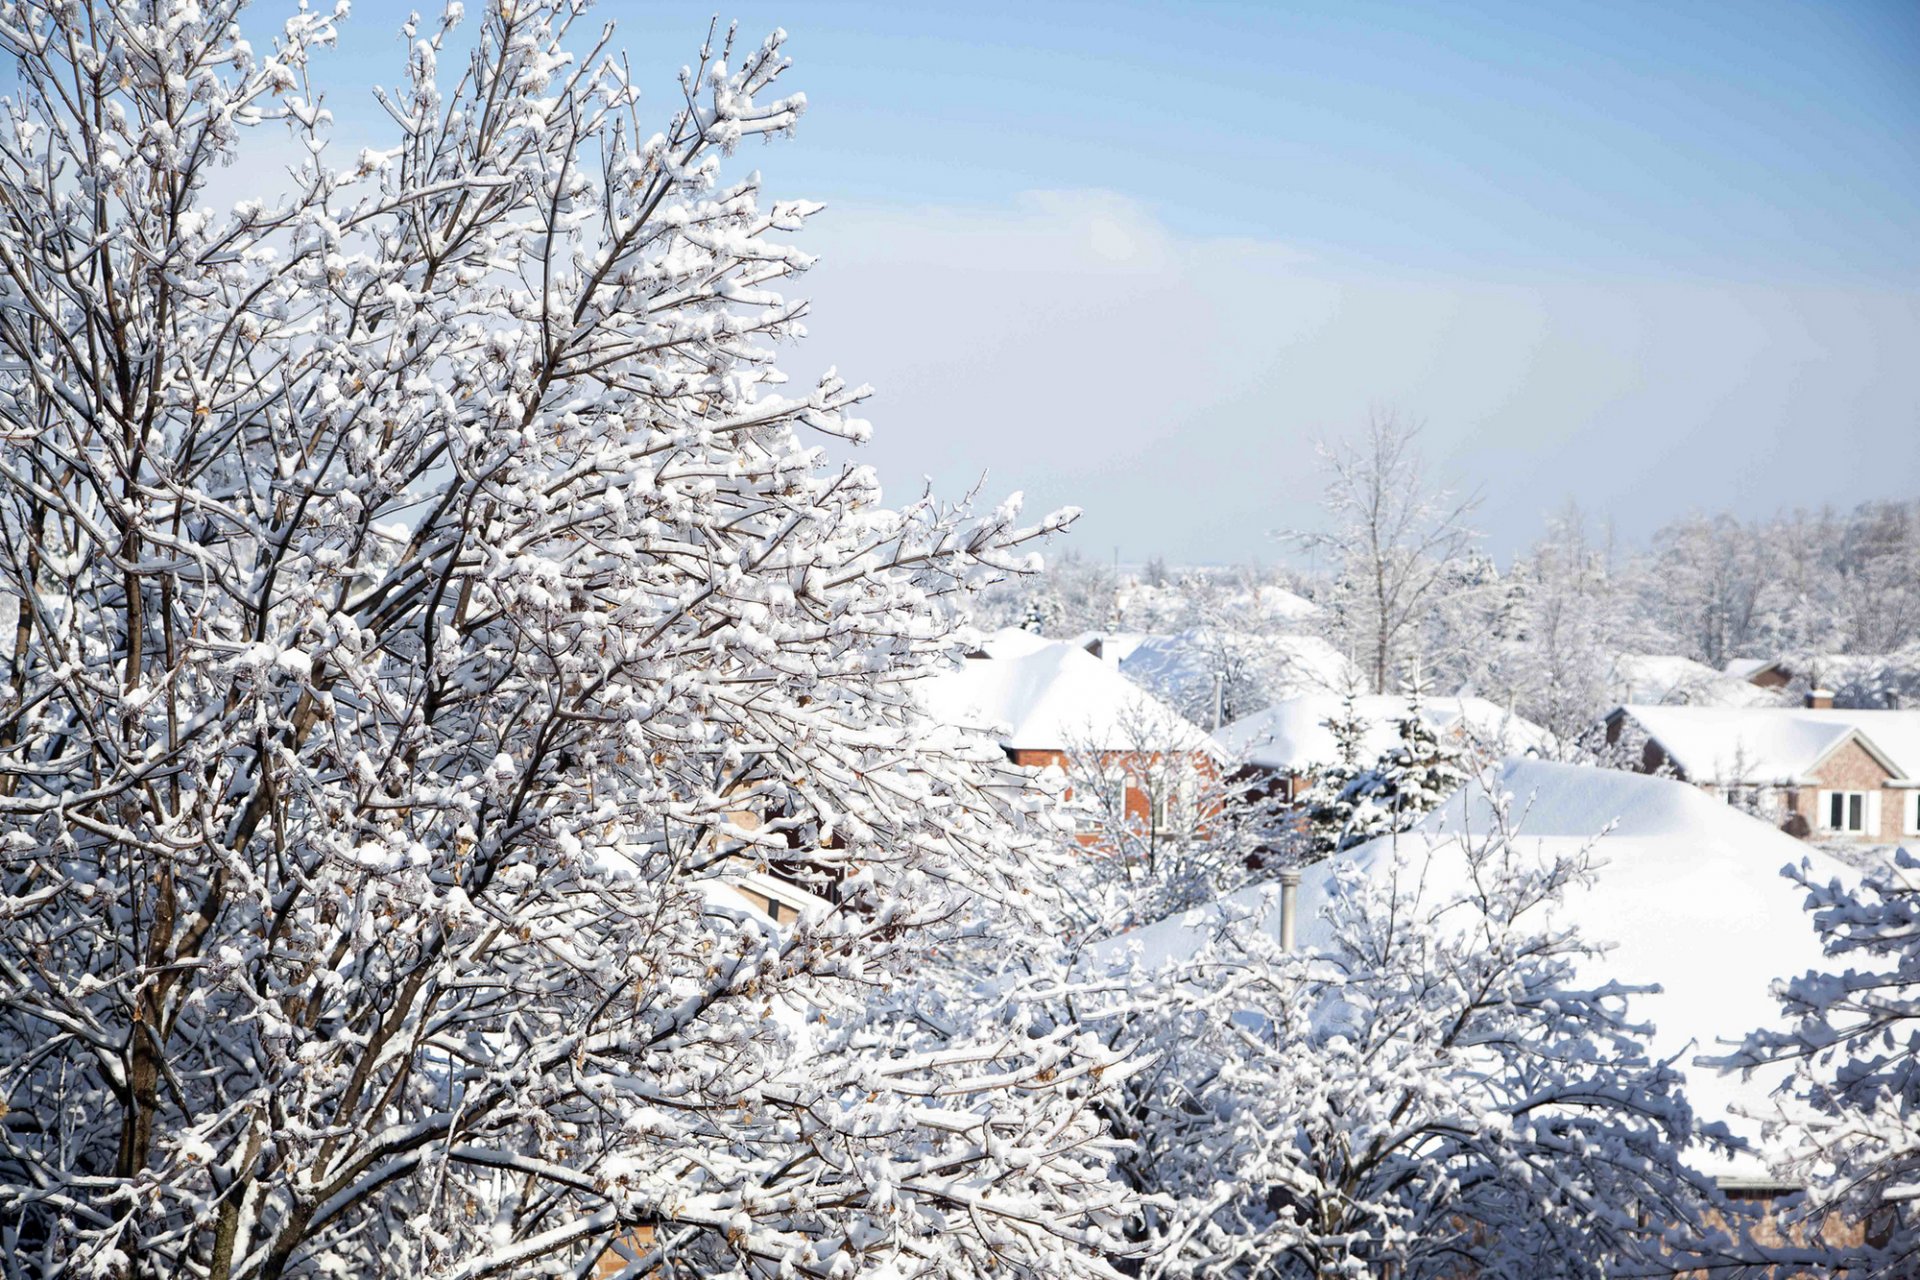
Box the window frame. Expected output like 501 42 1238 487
1823 789 1869 834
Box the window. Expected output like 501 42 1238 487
1821 790 1879 836
1150 771 1195 836
1826 791 1864 833
1073 772 1128 833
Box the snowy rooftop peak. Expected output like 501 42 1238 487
1614 703 1920 783
921 636 1217 755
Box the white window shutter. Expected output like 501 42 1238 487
1907 791 1920 837
1817 790 1834 830
1866 790 1882 838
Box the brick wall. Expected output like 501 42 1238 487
1797 737 1904 841
1006 746 1219 835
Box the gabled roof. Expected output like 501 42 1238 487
1612 704 1917 783
919 639 1217 756
967 626 1058 660
1213 693 1550 773
1722 657 1781 681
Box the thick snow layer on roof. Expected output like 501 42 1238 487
1121 630 1354 709
1609 653 1778 708
1791 708 1920 777
1234 584 1319 622
1099 761 1859 1178
1213 693 1550 772
969 626 1058 660
1617 704 1920 782
919 640 1215 755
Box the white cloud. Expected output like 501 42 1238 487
792 189 1920 562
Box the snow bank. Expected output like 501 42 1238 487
1100 760 1857 1179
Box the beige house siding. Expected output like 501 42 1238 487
1795 737 1904 841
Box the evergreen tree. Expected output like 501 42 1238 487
1298 677 1471 862
1371 674 1473 827
1297 686 1388 861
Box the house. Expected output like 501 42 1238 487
1726 652 1920 710
1213 692 1551 804
1607 652 1778 708
1093 760 1861 1206
1603 702 1920 842
1724 657 1792 690
919 637 1221 843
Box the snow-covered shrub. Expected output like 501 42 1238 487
1720 849 1920 1272
1084 812 1743 1279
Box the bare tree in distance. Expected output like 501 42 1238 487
1284 411 1482 695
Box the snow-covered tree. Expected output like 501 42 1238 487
1719 849 1920 1272
1294 686 1386 862
1052 705 1273 941
0 5 1128 1277
1087 809 1748 1280
1489 506 1624 755
1293 679 1468 863
1365 676 1471 826
1284 411 1482 696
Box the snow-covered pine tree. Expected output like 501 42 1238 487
1295 684 1381 861
0 5 1128 1277
1369 672 1471 827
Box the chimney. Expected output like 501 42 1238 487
1278 867 1301 951
1807 688 1834 710
1084 637 1103 660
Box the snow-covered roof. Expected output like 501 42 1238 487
1099 760 1861 1179
1608 653 1778 708
1614 704 1920 783
1722 657 1777 681
1120 630 1354 708
1213 693 1550 772
1235 584 1318 623
919 639 1216 755
968 626 1059 660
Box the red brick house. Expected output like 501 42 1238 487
1603 702 1920 842
922 632 1222 844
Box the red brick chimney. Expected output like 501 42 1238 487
1806 688 1834 710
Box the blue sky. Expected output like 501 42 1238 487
312 3 1920 559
